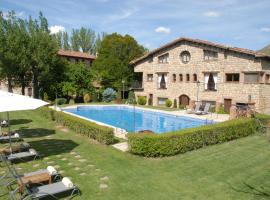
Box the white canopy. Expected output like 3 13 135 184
0 90 48 112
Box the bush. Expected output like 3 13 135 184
36 107 114 144
128 118 259 157
173 99 177 108
137 96 147 105
43 92 49 102
165 99 172 108
217 105 227 114
83 93 91 103
127 91 136 104
56 98 67 105
102 88 116 102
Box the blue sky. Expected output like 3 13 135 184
2 0 270 51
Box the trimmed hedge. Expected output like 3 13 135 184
37 107 114 145
128 118 260 157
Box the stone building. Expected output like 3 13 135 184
130 37 270 114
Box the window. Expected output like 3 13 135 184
244 73 259 83
193 74 197 82
266 74 270 84
204 50 218 61
158 97 168 105
172 74 176 82
186 74 190 82
180 51 191 64
204 73 218 91
179 74 183 82
158 53 169 63
226 73 240 82
158 74 167 89
147 74 153 82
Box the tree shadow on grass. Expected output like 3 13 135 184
15 128 55 138
28 139 79 157
229 181 270 199
9 119 32 126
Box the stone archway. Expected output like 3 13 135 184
179 94 190 107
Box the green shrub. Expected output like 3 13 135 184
43 92 49 102
137 96 147 105
83 93 91 103
165 99 172 108
102 88 116 102
36 107 114 144
128 118 259 157
217 105 227 114
178 105 185 110
127 91 136 104
173 99 177 108
56 98 67 105
69 98 75 105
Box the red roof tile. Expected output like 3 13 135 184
58 49 96 60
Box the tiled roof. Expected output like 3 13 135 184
58 49 96 60
130 37 270 65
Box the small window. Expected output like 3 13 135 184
193 74 197 82
147 74 153 82
172 74 176 82
180 51 191 64
179 74 183 82
266 74 270 84
158 53 169 63
186 74 190 82
226 73 240 82
158 97 168 105
244 73 259 83
204 50 218 61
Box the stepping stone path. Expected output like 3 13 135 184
75 155 81 158
112 142 128 152
80 173 86 176
99 183 108 189
100 176 109 181
79 159 87 162
33 164 40 168
70 152 76 155
61 158 67 161
74 167 80 171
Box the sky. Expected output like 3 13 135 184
1 0 270 51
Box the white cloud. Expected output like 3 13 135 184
260 27 270 32
203 11 220 17
49 25 65 34
155 26 171 34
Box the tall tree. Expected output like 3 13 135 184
63 31 70 50
71 29 80 51
92 33 146 89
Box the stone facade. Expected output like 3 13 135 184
132 38 270 114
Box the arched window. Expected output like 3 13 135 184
180 51 191 64
172 74 176 82
186 74 190 82
179 74 183 82
193 74 197 82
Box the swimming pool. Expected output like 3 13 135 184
63 106 213 134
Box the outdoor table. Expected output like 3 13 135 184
17 172 52 193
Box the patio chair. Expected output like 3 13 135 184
10 177 80 200
195 103 211 115
0 133 21 143
22 166 61 182
0 143 30 155
7 148 39 164
186 102 201 114
0 120 9 127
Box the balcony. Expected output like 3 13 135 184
130 80 143 90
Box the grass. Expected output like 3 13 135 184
0 110 270 199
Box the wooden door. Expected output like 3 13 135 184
224 99 232 113
179 95 190 107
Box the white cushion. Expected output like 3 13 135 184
14 133 19 138
29 148 37 155
47 166 57 175
62 177 74 188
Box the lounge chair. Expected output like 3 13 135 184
22 166 61 182
7 148 39 163
0 143 30 155
186 102 202 114
0 133 21 143
0 120 9 127
10 177 80 200
195 103 211 115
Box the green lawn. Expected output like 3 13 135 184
1 110 270 200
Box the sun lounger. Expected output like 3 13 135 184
0 143 30 155
195 103 211 115
0 120 9 127
186 102 202 114
0 133 21 143
7 148 39 163
10 177 80 200
22 166 61 181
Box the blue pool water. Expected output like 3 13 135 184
63 106 212 134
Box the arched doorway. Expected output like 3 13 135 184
179 95 190 107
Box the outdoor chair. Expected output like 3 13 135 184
7 148 40 163
22 166 61 182
0 133 21 143
10 177 80 200
195 103 211 115
0 120 9 127
186 102 201 114
0 143 30 155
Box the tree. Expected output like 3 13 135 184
54 31 70 50
92 33 146 89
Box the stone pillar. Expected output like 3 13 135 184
215 102 222 113
229 105 237 120
189 100 195 110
